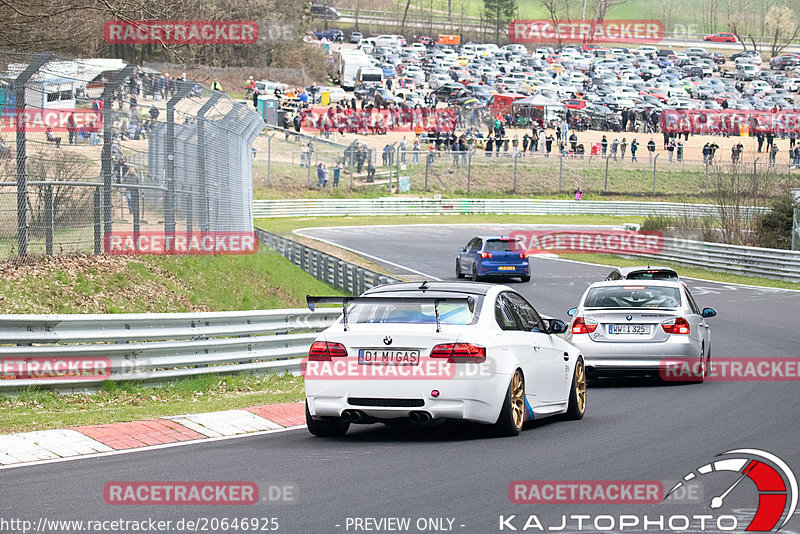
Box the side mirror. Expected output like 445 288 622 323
701 307 717 318
567 307 577 317
458 247 466 253
547 319 568 335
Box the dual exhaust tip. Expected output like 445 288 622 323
341 409 432 425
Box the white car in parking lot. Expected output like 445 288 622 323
564 280 716 380
304 282 586 437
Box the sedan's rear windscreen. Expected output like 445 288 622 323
584 286 681 309
485 239 524 252
625 269 678 281
346 295 482 325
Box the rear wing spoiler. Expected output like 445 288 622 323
306 295 476 332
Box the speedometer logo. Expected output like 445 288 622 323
666 449 798 531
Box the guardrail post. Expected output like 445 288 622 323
14 52 53 257
315 252 322 279
357 267 365 295
652 153 659 195
93 187 102 254
44 185 54 256
333 259 341 289
101 65 135 252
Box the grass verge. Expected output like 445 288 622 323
0 249 345 314
0 374 306 433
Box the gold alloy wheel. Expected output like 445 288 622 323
511 370 525 428
575 359 587 414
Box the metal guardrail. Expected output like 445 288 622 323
255 227 402 293
252 198 767 219
0 309 340 392
628 238 800 283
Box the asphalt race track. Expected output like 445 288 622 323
2 223 799 534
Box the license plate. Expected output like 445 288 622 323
358 349 421 366
609 324 651 334
498 266 515 270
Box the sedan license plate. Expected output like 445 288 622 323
609 324 651 334
498 266 515 270
358 349 420 366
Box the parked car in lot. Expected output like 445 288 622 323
304 282 585 437
349 31 363 44
455 236 530 282
565 280 716 380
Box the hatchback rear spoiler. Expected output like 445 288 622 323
306 295 476 332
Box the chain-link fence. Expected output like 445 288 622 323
0 49 263 259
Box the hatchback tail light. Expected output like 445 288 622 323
661 317 691 335
519 252 529 259
430 343 486 363
309 341 348 361
480 252 493 259
571 317 598 334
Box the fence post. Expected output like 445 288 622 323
44 185 54 256
132 188 140 239
704 160 709 191
753 157 759 176
93 187 102 254
467 152 472 194
196 92 222 233
425 154 430 191
513 153 518 194
267 132 276 186
165 80 192 251
558 152 564 194
793 207 799 251
604 155 610 191
307 157 312 187
101 65 135 253
13 52 52 257
186 188 193 236
652 153 659 195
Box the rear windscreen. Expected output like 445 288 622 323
346 295 482 325
485 239 524 252
361 74 383 82
626 270 678 281
584 286 681 309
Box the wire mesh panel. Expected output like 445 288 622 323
0 49 264 259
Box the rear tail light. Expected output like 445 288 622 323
520 252 529 259
309 341 348 361
571 317 598 334
430 343 486 363
661 318 691 335
480 252 493 259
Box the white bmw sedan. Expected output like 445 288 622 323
304 282 586 437
564 280 717 380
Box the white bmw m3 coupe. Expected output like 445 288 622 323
304 282 586 437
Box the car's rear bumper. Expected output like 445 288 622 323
306 374 511 425
568 335 702 372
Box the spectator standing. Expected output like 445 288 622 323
676 139 684 163
610 137 619 160
574 186 583 201
647 138 656 162
620 137 627 160
769 143 779 167
630 139 639 162
667 138 675 163
601 135 608 157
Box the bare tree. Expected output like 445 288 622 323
765 4 800 57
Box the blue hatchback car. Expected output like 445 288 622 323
455 236 530 282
